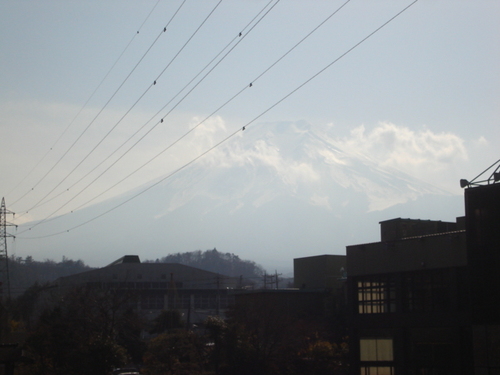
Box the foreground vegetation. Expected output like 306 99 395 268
4 251 347 374
6 285 348 375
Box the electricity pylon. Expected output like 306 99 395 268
0 198 15 301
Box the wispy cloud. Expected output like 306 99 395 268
334 122 468 193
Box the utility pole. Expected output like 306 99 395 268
0 198 15 302
274 270 282 289
215 274 220 316
263 271 282 289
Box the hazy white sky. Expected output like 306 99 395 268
0 0 499 265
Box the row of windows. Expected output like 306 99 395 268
88 281 183 290
356 269 453 314
358 280 396 314
403 271 450 313
141 294 235 310
113 273 169 280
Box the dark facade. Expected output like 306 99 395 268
233 289 329 319
465 183 500 372
379 217 462 242
294 254 346 290
231 254 348 344
346 182 500 375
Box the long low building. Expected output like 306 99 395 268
55 255 240 323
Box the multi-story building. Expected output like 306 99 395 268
233 254 347 329
346 180 500 374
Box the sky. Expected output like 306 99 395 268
0 0 499 268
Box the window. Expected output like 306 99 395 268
360 367 394 375
358 277 396 314
403 269 451 313
409 327 458 373
360 339 394 361
219 295 235 308
180 294 192 309
360 338 394 375
141 295 164 310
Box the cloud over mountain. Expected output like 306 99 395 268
334 122 468 193
16 119 465 270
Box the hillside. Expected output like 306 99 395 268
8 256 92 297
147 248 264 282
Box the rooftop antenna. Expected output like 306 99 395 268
460 159 500 188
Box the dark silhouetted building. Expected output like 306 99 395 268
346 182 500 374
233 254 347 333
55 255 239 323
294 254 346 290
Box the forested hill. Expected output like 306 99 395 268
9 256 92 297
8 250 264 296
147 249 264 280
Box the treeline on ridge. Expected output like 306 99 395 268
8 256 92 297
147 248 264 279
8 249 265 296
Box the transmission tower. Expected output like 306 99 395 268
0 198 15 301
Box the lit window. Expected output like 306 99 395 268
360 338 394 375
357 278 396 314
360 366 394 375
360 338 393 361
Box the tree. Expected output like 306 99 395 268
296 338 349 375
204 316 227 374
142 330 205 375
20 286 141 375
151 249 264 282
215 292 349 375
149 310 184 334
8 256 92 298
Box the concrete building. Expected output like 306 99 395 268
345 181 500 374
294 254 346 290
233 254 347 331
55 255 240 323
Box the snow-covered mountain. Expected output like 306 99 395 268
16 120 464 271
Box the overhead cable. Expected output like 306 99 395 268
7 0 163 206
13 0 188 214
16 0 278 226
17 0 419 239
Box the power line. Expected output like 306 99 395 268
8 0 278 220
11 0 188 212
7 0 163 205
16 0 350 233
15 0 221 220
17 0 419 238
15 0 279 227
